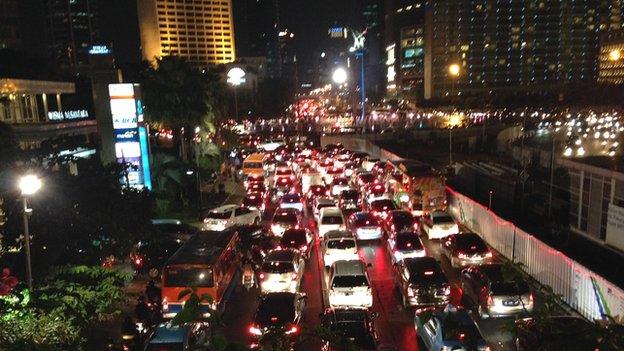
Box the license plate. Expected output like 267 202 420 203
344 292 352 296
503 299 520 306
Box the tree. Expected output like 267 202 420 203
0 121 19 168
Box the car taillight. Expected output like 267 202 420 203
457 252 468 259
162 297 168 311
413 222 419 230
444 285 451 295
391 224 395 231
249 324 262 336
134 257 143 267
529 293 534 304
487 295 494 306
485 251 493 258
325 190 330 196
203 218 209 223
407 285 415 297
301 245 307 252
259 273 265 280
291 273 298 280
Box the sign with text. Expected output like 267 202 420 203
606 203 624 251
48 110 89 121
108 83 151 190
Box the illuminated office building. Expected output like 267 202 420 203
598 29 624 84
137 0 236 66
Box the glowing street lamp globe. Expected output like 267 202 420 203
332 68 348 84
448 63 461 77
19 175 42 196
227 67 246 86
609 49 621 62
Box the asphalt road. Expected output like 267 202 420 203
217 184 545 350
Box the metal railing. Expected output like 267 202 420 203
447 186 624 321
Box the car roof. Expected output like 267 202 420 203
324 230 354 240
210 204 238 213
149 323 190 344
282 193 301 199
320 207 342 216
332 260 366 275
266 249 297 261
404 256 439 271
317 198 336 205
274 208 300 216
259 291 297 305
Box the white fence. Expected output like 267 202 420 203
448 187 624 321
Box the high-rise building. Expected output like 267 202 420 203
0 0 21 49
361 0 384 99
46 0 102 71
598 29 624 84
423 0 624 99
137 0 236 67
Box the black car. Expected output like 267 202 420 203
385 210 418 236
320 308 379 351
249 292 307 346
130 237 184 277
393 257 451 307
279 228 313 258
237 225 275 268
151 219 199 241
339 189 361 211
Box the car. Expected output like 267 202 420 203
414 305 489 351
420 211 460 240
323 166 344 185
368 198 397 220
461 264 534 318
306 184 330 205
385 210 418 236
347 212 384 240
243 193 267 214
440 233 493 268
248 292 307 347
144 322 211 351
258 249 305 293
330 177 351 197
274 166 295 185
328 260 373 308
342 161 358 178
320 308 380 351
354 172 376 188
246 182 267 195
244 174 265 190
270 208 302 237
278 193 304 213
322 230 359 268
318 207 345 238
364 183 386 200
273 175 295 192
269 183 293 203
279 228 313 259
130 236 184 277
393 257 451 307
514 316 600 351
362 158 380 172
338 189 361 211
150 219 199 242
334 153 352 168
313 197 337 220
301 171 323 194
202 205 260 231
386 232 426 263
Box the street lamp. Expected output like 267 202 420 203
227 67 246 121
448 63 461 97
332 67 348 85
609 49 621 62
18 174 42 291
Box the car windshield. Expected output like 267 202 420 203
281 231 306 246
333 178 349 185
206 211 231 220
276 169 293 175
433 215 455 224
282 195 301 203
273 212 298 224
341 191 359 199
332 275 369 288
359 174 375 183
393 212 414 224
327 239 356 250
491 281 530 295
396 235 423 251
371 200 395 211
164 267 214 287
262 261 295 274
322 215 343 225
244 162 262 169
146 343 184 351
407 261 446 285
353 215 380 227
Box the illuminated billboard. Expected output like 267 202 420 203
108 83 152 190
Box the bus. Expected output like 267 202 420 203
385 160 446 216
161 229 241 318
241 152 267 179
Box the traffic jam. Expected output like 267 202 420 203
133 135 541 351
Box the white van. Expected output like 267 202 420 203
328 260 373 308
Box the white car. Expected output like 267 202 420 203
313 197 337 220
258 249 305 293
202 204 260 231
322 230 359 268
421 211 460 239
323 167 344 185
301 172 323 194
318 207 345 238
328 260 373 308
386 232 426 263
329 177 351 197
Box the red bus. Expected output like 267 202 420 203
161 229 241 318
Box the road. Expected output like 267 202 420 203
218 181 541 350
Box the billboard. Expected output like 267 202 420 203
108 83 152 190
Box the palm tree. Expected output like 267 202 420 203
142 56 217 160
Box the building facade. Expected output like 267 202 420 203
0 78 97 150
598 29 624 84
420 0 624 99
137 0 236 67
0 0 21 49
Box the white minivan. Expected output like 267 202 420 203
318 207 345 238
328 260 373 308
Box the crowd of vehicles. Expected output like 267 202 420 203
123 134 583 351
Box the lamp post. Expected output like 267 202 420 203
332 67 348 113
18 174 42 291
227 67 246 121
448 63 461 98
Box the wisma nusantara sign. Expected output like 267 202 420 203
48 110 89 121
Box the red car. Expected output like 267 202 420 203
306 184 330 204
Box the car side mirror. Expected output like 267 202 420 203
366 263 373 268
